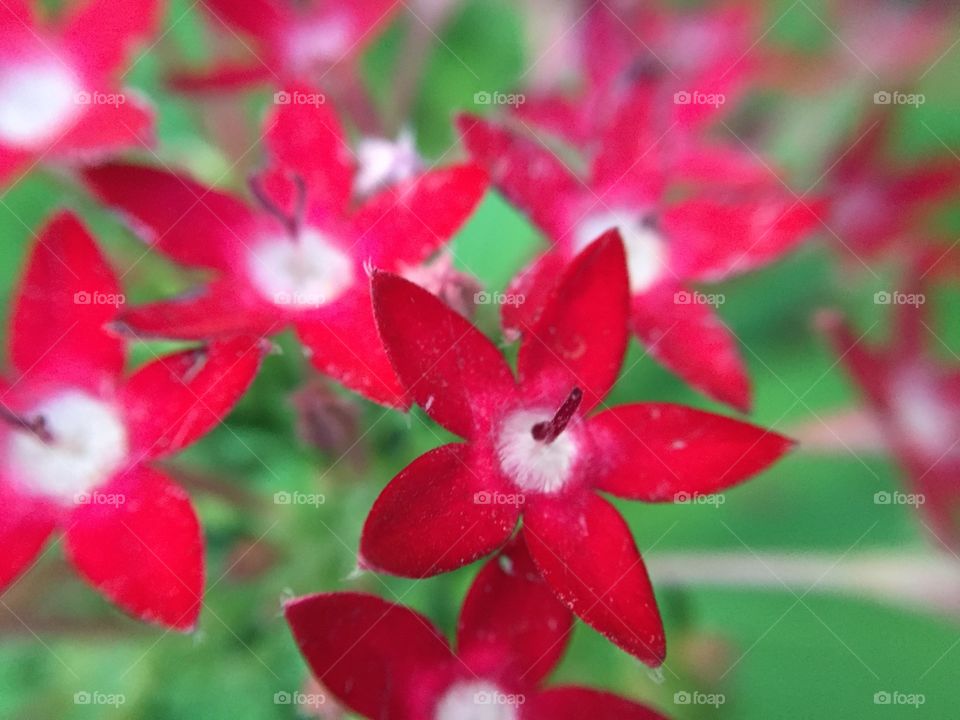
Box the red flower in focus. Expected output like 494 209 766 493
170 0 398 93
360 233 793 664
83 89 487 407
0 0 159 187
0 212 264 629
458 112 818 411
286 538 670 719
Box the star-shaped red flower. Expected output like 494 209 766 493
0 0 159 187
458 112 818 411
286 537 670 719
0 212 264 629
83 89 487 407
360 232 793 664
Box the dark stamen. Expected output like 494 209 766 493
248 174 308 238
0 407 53 444
532 387 583 444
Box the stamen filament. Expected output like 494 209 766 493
0 406 53 444
531 387 583 444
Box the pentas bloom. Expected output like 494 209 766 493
0 212 264 629
0 0 159 187
286 538 670 720
83 91 487 408
360 233 793 664
170 0 397 92
458 112 818 411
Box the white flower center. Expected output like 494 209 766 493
354 130 421 197
7 391 128 505
575 209 668 293
434 681 520 720
286 15 351 72
890 369 960 457
248 229 354 308
496 409 578 494
0 59 82 148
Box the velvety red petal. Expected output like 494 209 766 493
631 288 752 412
501 249 569 337
513 95 590 144
121 336 266 460
52 95 154 157
11 211 125 385
62 0 161 77
518 231 629 413
284 592 454 720
371 271 515 438
360 444 519 578
524 687 668 720
457 534 573 684
590 403 793 500
65 466 203 630
524 494 666 666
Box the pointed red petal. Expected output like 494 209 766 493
501 249 568 336
457 534 572 684
518 231 629 413
371 272 515 438
200 0 287 38
524 494 666 666
11 212 125 386
121 336 266 460
52 95 154 157
284 593 453 720
62 0 161 77
526 687 669 720
360 444 519 578
65 466 203 630
590 403 793 500
631 288 752 412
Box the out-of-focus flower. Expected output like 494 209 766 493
354 129 423 198
0 212 265 629
290 376 364 465
286 537 670 719
0 0 160 187
399 251 483 320
83 88 487 408
360 234 793 664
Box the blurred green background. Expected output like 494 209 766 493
3 0 960 718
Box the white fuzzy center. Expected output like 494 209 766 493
575 209 668 293
434 681 519 720
891 370 959 457
496 409 578 494
248 229 354 308
7 391 128 504
354 130 421 197
0 60 82 148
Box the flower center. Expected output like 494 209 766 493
286 15 351 72
575 209 668 293
0 59 82 148
434 680 520 720
354 131 421 197
496 389 582 494
247 229 354 308
6 391 128 505
891 369 960 457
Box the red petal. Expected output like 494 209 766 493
83 163 258 271
524 494 666 666
525 687 669 720
295 288 406 408
371 271 515 438
355 163 488 270
284 592 454 720
11 212 124 386
200 0 287 38
360 444 519 578
501 250 569 336
590 403 793 500
121 336 266 460
167 63 273 93
52 95 154 157
62 0 161 77
0 481 57 591
457 534 572 684
65 466 203 630
518 231 629 413
631 287 752 412
0 146 30 188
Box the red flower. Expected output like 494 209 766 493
0 212 264 629
169 0 398 93
458 112 818 411
83 90 487 407
0 0 159 187
360 233 793 664
286 537 670 719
